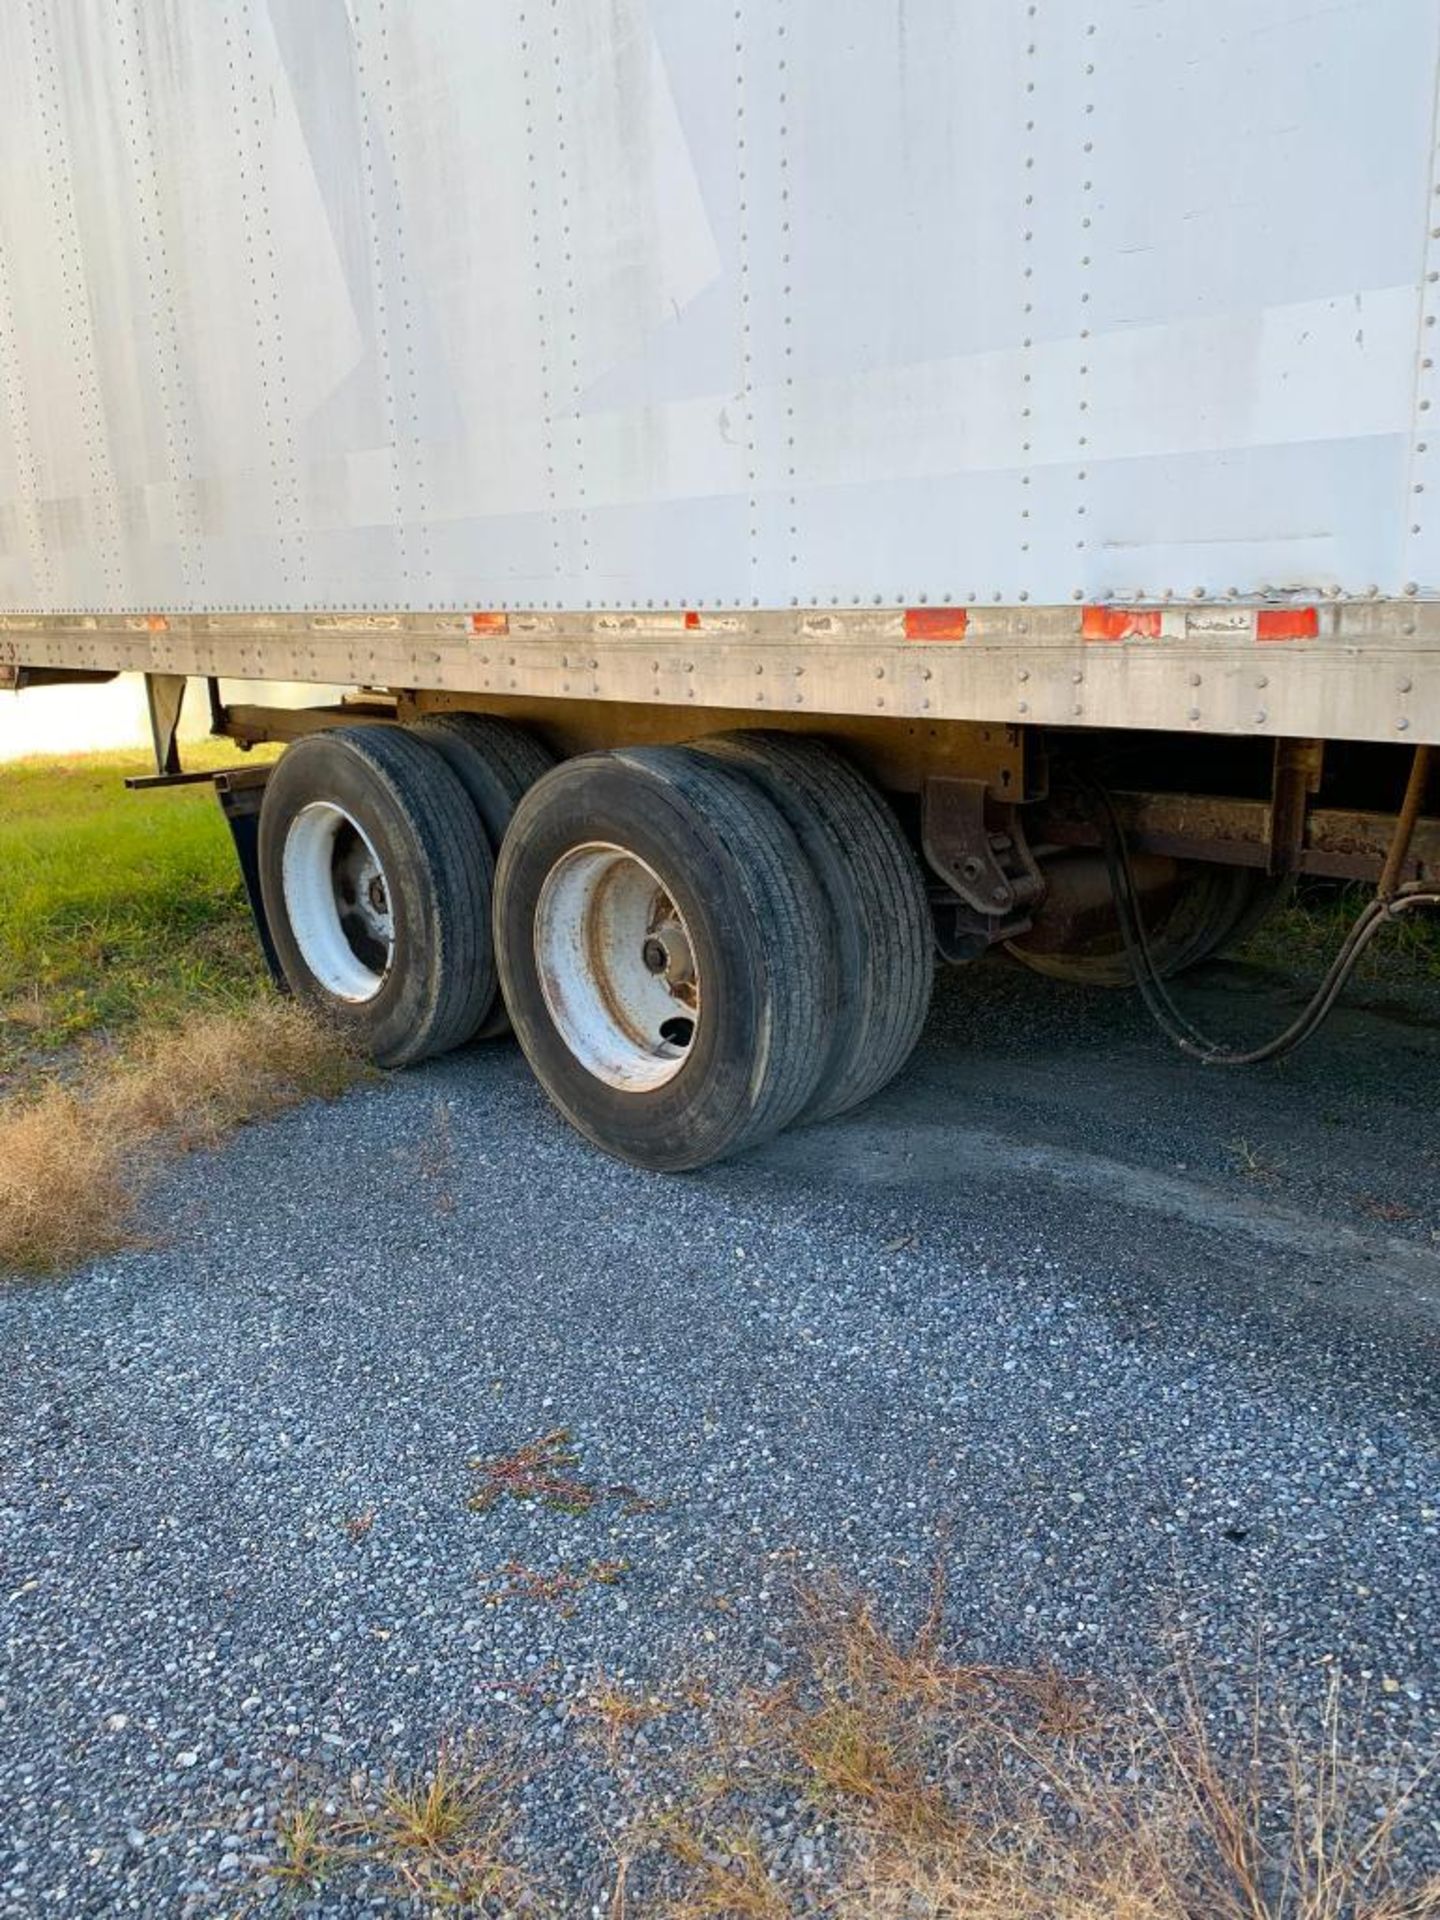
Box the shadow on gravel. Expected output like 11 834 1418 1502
753 957 1440 1360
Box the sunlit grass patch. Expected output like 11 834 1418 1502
0 743 278 1087
0 997 358 1277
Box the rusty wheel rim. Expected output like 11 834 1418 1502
533 842 700 1091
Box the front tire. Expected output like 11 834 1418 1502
494 747 836 1170
258 725 494 1067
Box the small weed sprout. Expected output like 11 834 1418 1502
468 1427 600 1515
482 1557 629 1617
271 1802 346 1889
573 1672 674 1761
466 1427 655 1519
266 1742 536 1914
1227 1137 1284 1183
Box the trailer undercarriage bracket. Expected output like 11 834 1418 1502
1034 787 1440 886
920 774 1045 961
137 670 229 780
1266 738 1324 876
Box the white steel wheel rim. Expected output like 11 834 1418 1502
281 801 395 1003
534 843 701 1092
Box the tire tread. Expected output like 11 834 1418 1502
615 745 834 1156
260 724 493 1067
695 732 933 1122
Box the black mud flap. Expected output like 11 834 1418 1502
214 767 285 989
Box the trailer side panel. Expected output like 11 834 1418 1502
2 0 1439 616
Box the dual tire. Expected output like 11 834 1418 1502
257 723 933 1168
257 725 493 1069
494 739 933 1169
257 717 551 1068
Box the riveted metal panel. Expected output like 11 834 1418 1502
2 0 1440 621
3 603 1438 748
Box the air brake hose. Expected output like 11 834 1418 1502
1078 763 1440 1069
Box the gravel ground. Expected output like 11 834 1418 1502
1 956 1437 1914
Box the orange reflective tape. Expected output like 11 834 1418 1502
145 613 169 632
1082 606 1162 641
470 612 509 635
904 607 968 640
1255 607 1319 642
684 609 702 629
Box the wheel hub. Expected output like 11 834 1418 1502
533 844 701 1091
282 801 395 1003
643 906 696 999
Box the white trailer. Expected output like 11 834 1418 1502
1 0 1437 1165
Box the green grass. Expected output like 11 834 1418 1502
0 743 277 1086
1235 879 1440 992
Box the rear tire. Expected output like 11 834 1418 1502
410 713 555 1038
692 731 933 1122
258 725 494 1067
494 747 835 1170
410 713 555 850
